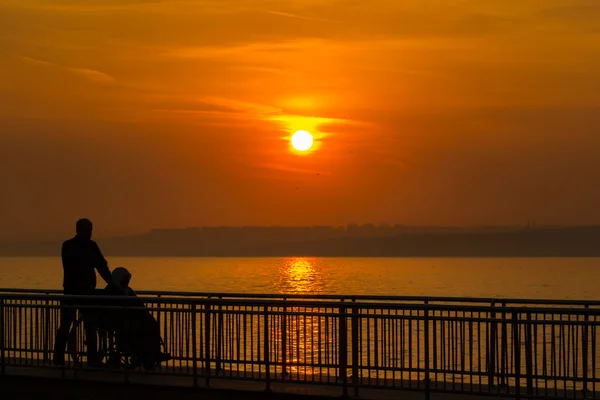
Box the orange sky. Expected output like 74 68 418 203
1 0 600 239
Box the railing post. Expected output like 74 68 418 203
500 302 508 388
488 301 497 390
339 302 348 398
59 295 66 379
351 302 359 397
281 298 287 376
191 302 198 388
264 305 271 392
0 297 5 376
123 301 130 384
525 312 533 396
583 305 589 393
204 297 211 387
512 312 521 400
44 297 50 363
424 302 431 400
204 301 211 387
216 297 223 374
156 294 162 349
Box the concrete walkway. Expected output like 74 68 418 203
0 363 522 400
0 375 522 400
0 360 580 400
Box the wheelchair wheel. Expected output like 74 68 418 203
66 317 109 366
66 318 83 365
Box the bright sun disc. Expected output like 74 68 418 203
291 130 313 151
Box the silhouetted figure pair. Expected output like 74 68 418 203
53 218 112 367
53 219 170 369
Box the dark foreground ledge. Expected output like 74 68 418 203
0 375 335 400
0 372 506 400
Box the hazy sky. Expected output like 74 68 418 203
1 0 600 239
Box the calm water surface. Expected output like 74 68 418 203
1 257 599 300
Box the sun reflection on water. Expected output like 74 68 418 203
274 258 330 375
277 258 323 294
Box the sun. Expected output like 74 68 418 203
291 130 313 151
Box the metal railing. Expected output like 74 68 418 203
1 288 600 399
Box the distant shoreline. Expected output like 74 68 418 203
1 225 599 258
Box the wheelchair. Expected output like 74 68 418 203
66 303 170 370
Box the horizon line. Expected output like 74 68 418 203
2 222 600 242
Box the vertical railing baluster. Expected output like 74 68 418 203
44 297 50 363
525 312 533 396
0 297 5 375
583 305 589 394
433 306 437 386
191 302 198 388
351 303 359 397
216 297 223 374
339 302 348 398
157 294 163 366
592 317 596 394
264 305 271 392
501 302 508 388
204 301 211 387
424 303 431 400
513 311 521 400
123 301 129 384
282 298 287 377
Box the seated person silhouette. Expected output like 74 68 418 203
103 267 170 370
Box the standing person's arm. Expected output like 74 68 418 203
61 241 68 291
92 241 112 285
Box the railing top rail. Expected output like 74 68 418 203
2 290 600 315
0 287 599 306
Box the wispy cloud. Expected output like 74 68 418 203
254 161 330 176
149 95 361 136
263 10 340 23
67 67 115 84
151 97 281 117
161 36 473 65
198 96 282 115
16 55 53 67
161 39 313 60
1 0 203 14
147 96 286 128
534 4 600 33
16 55 115 84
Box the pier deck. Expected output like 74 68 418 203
2 362 581 400
1 368 519 400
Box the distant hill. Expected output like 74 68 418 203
0 225 599 257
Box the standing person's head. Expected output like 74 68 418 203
75 218 93 241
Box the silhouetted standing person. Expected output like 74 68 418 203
53 218 112 366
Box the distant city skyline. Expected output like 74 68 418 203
0 220 596 242
2 224 599 257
